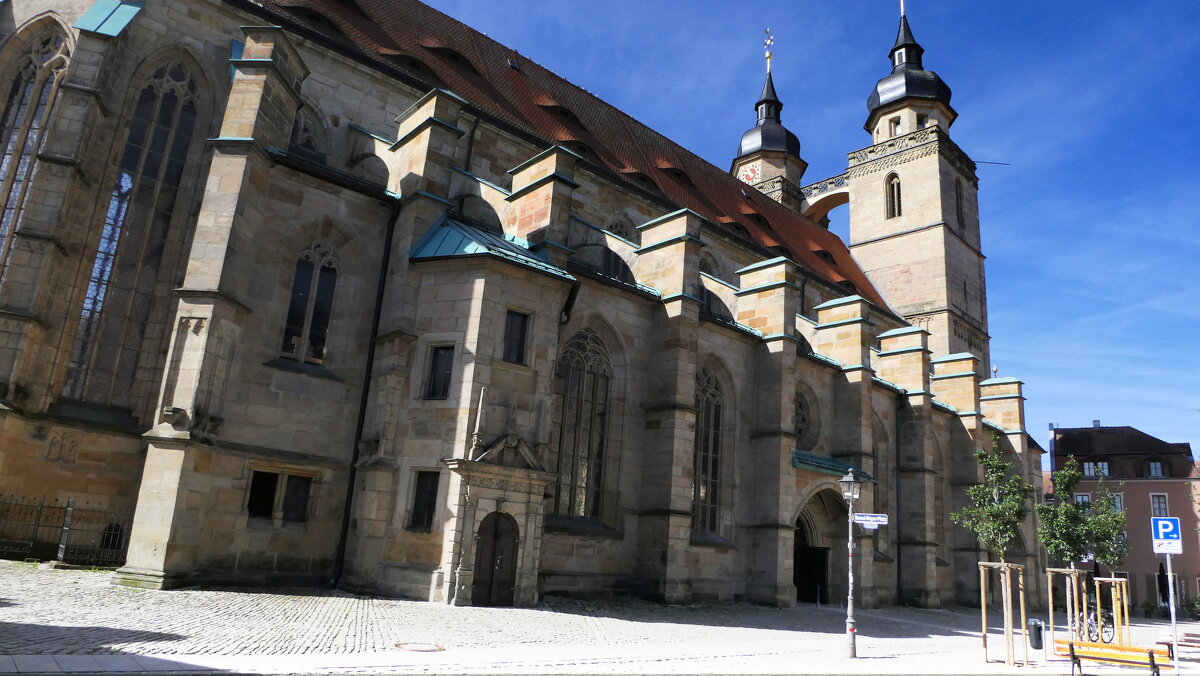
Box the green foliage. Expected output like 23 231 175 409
1036 456 1089 565
1086 482 1130 574
951 439 1033 563
1036 457 1131 571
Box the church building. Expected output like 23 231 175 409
0 0 1042 608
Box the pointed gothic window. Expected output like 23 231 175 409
280 241 339 365
0 28 69 281
693 368 723 534
885 173 902 219
553 329 611 519
288 107 326 164
63 62 200 404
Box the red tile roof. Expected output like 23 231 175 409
261 0 890 309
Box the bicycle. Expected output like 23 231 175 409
1085 606 1115 643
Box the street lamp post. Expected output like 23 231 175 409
840 470 863 659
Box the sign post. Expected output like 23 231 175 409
1151 516 1181 673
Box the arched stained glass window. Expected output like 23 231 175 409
693 367 723 534
554 329 611 519
63 62 200 403
0 28 69 281
280 241 338 364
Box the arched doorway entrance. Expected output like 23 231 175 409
794 518 829 604
795 488 850 605
472 511 518 606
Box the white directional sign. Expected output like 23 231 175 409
853 513 889 530
1152 516 1183 554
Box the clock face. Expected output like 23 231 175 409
738 162 760 184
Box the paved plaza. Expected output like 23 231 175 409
0 561 1197 674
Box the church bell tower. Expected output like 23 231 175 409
731 31 807 212
846 11 990 368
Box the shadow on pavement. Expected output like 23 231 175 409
0 620 186 655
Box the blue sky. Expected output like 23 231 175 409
423 0 1200 458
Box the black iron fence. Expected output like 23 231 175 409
0 495 132 567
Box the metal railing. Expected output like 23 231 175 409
0 495 132 567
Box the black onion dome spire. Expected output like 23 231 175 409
737 70 801 158
866 15 954 124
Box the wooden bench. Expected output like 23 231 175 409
1156 631 1200 658
1054 639 1172 675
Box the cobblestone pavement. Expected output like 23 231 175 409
2 560 1198 674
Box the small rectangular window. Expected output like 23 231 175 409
889 117 901 137
916 114 928 128
426 346 454 399
408 471 440 531
1074 493 1090 505
502 311 529 364
281 475 312 523
247 471 278 518
1151 493 1169 517
1149 461 1165 477
1114 493 1124 512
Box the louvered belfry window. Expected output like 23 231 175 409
0 28 69 281
63 63 199 403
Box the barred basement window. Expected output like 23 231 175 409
280 242 339 365
63 62 200 403
885 173 902 219
693 368 723 534
0 27 69 282
553 329 611 519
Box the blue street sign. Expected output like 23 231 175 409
1152 516 1182 554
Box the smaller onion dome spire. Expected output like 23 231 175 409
736 29 800 158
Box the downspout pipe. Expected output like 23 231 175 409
331 196 401 587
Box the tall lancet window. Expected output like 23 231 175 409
0 28 69 281
885 173 902 219
63 63 200 404
280 241 338 364
693 368 724 534
553 329 611 519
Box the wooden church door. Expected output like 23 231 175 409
472 511 518 606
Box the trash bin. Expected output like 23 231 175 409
1027 618 1044 650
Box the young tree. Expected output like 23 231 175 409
951 439 1034 562
1036 456 1090 568
1086 482 1130 575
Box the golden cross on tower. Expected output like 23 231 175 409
763 28 775 73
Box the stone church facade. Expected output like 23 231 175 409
0 0 1042 608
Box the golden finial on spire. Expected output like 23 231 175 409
763 28 775 73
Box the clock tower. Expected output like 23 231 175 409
731 35 806 213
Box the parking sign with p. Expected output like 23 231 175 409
1152 516 1183 554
